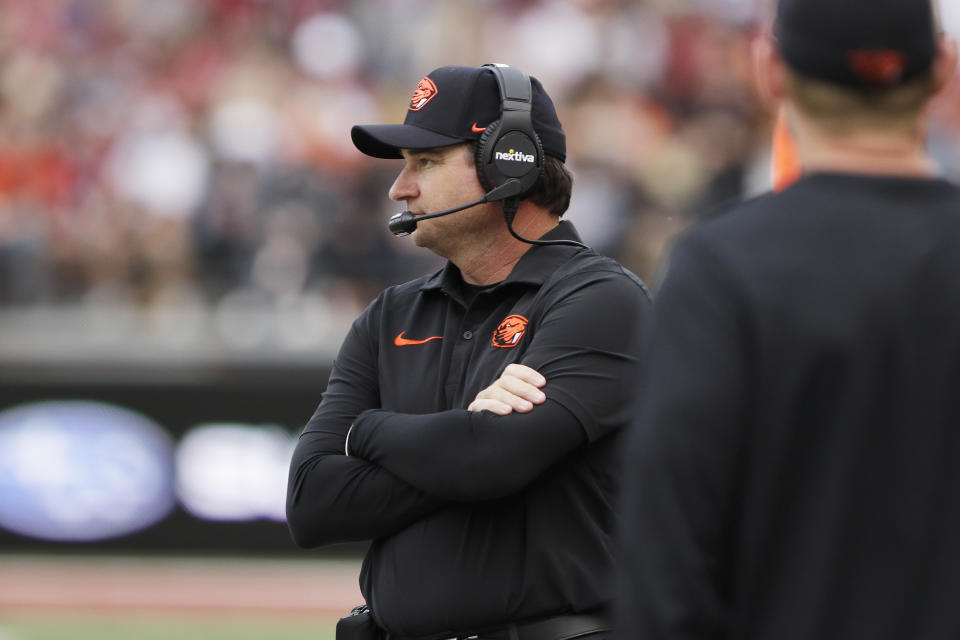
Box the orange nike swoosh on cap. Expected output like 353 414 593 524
471 122 487 133
394 331 443 346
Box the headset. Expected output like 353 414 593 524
389 63 586 250
474 63 543 202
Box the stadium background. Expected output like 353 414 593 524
2 0 959 638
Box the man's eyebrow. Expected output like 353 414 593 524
402 148 444 158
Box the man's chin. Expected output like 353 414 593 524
411 227 429 248
411 217 438 243
411 225 451 258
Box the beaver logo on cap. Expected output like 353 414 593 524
492 314 528 348
409 77 438 111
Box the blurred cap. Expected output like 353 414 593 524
775 0 937 89
352 65 566 161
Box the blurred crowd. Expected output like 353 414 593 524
2 0 960 356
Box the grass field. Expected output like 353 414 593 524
0 554 361 640
0 611 338 640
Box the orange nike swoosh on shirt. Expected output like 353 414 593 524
471 122 487 133
394 332 443 346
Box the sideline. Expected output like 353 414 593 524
0 554 363 615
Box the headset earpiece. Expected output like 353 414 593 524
474 120 498 192
475 64 544 198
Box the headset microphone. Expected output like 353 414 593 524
388 179 524 236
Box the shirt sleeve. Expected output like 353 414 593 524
346 402 583 501
614 233 746 638
346 271 649 502
285 304 444 548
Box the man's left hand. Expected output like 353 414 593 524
468 363 546 416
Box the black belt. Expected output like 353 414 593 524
463 612 610 640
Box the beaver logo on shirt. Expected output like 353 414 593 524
492 314 528 348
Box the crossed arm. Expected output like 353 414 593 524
286 360 555 547
343 363 544 454
345 364 580 502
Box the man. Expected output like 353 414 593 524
614 1 960 638
286 64 649 640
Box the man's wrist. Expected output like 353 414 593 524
345 423 355 456
344 409 383 459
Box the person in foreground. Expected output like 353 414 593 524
614 0 960 638
286 63 649 640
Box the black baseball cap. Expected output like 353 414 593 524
775 0 937 89
351 65 566 162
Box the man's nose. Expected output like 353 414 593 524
389 167 418 202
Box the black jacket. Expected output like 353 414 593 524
616 173 960 639
288 222 649 638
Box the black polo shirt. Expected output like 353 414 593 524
287 221 649 638
615 173 960 639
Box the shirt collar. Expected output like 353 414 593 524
420 220 586 294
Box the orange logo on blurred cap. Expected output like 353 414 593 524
847 50 905 87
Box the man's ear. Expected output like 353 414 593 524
752 34 788 107
931 35 959 96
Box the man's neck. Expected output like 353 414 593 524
791 110 938 179
457 245 528 285
801 137 937 178
456 207 560 285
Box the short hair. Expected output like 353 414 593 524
468 144 573 216
526 154 573 216
786 68 935 137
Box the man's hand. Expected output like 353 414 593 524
468 363 546 416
